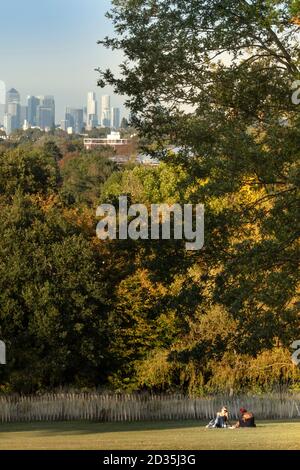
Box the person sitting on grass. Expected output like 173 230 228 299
206 406 230 428
233 408 256 428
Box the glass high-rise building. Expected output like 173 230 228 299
6 88 20 108
37 95 55 130
101 95 111 127
37 108 53 130
27 96 40 126
111 107 120 129
86 92 98 130
4 114 13 135
4 88 21 134
65 107 84 134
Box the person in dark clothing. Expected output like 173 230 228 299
234 408 256 428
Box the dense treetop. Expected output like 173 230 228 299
0 0 299 393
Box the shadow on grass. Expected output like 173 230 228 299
0 420 206 436
0 420 298 437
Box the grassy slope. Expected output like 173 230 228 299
0 421 299 450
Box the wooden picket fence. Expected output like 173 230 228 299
0 393 299 423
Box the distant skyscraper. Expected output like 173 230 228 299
4 88 21 134
4 113 13 135
0 81 5 127
111 107 120 129
27 96 40 126
37 107 53 130
83 106 87 126
101 95 111 127
65 107 84 134
6 88 20 109
0 80 5 107
86 92 98 130
0 104 4 126
37 95 55 129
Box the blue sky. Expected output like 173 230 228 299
0 0 126 121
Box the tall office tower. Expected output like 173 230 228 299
0 103 4 125
101 95 111 127
0 81 5 125
83 106 87 126
4 88 21 134
27 96 40 126
86 92 98 130
6 88 20 109
3 114 13 135
65 107 84 134
111 107 120 129
74 108 83 134
37 95 55 129
37 107 53 130
65 108 73 131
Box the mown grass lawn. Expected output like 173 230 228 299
0 420 299 450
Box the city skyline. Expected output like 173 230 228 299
1 85 123 134
0 0 126 121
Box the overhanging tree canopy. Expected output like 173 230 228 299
98 0 300 351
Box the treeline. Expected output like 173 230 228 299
0 134 298 395
1 0 300 395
